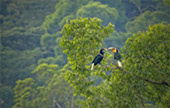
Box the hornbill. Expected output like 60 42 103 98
91 48 107 70
108 47 122 67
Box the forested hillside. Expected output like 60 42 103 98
0 0 170 108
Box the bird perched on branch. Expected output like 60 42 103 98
91 48 107 70
108 47 122 67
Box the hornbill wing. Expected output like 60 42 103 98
114 52 121 60
92 54 103 65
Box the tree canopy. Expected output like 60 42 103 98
60 17 170 107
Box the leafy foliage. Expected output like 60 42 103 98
60 17 170 107
76 2 119 26
13 63 82 108
104 31 131 49
43 0 92 34
125 11 170 33
122 24 170 107
0 48 43 86
94 0 127 31
0 83 14 108
13 78 36 108
60 17 115 107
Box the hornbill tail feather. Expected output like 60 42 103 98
91 63 94 70
118 60 122 67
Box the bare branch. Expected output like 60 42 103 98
53 97 62 108
55 102 62 108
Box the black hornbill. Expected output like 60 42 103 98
91 48 107 70
108 47 122 67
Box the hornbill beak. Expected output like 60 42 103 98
108 47 116 53
101 48 108 53
103 48 108 51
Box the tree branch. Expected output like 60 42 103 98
100 54 170 87
117 65 170 87
55 102 62 108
